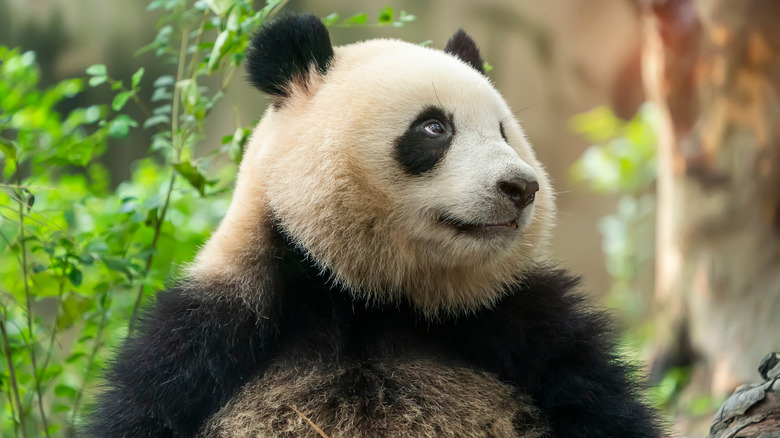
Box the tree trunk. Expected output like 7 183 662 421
643 0 780 396
707 353 780 437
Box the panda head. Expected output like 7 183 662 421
195 14 556 316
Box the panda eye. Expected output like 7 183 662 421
423 120 446 137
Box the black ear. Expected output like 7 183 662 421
246 14 334 100
444 30 486 75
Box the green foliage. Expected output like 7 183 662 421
323 7 415 27
0 2 414 437
570 104 660 397
570 105 715 412
570 104 658 320
570 105 657 194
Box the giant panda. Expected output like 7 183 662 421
88 14 664 438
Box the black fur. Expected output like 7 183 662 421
445 29 486 75
85 284 280 437
245 14 333 101
394 106 455 175
87 223 663 437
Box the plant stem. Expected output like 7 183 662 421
128 17 190 332
187 11 209 78
16 182 50 437
128 171 176 333
1 317 29 438
38 272 65 383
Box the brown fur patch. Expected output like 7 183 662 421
199 356 548 438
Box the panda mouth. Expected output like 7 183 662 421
437 215 519 233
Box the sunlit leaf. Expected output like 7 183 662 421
322 13 340 26
88 75 107 87
86 64 107 76
207 30 231 73
378 6 393 23
112 91 132 111
344 13 367 25
173 160 215 197
54 384 78 400
107 114 138 138
0 138 17 160
131 67 145 89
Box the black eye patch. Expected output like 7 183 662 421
394 107 455 175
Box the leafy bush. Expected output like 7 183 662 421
0 1 413 436
570 104 658 320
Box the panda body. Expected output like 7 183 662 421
88 15 663 438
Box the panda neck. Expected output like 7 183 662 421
186 211 369 312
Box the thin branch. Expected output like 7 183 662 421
37 269 66 385
1 316 29 438
128 17 190 332
16 183 50 437
187 10 210 78
128 171 175 332
0 184 58 191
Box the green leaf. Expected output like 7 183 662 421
0 221 19 254
229 127 250 165
569 106 621 143
205 0 231 15
483 61 493 72
153 104 172 115
207 30 231 73
143 115 170 129
54 384 78 400
88 75 107 87
226 5 241 32
173 160 214 197
0 138 17 161
322 13 340 26
58 293 92 330
131 67 145 89
52 403 72 414
153 75 175 88
85 105 102 123
65 351 86 364
399 10 415 22
63 209 75 226
151 87 173 102
107 114 138 138
86 64 107 76
344 13 367 25
112 91 132 111
68 267 82 286
378 6 393 24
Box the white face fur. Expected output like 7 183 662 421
194 27 556 316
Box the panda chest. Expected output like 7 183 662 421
199 355 548 438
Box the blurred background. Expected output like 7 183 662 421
1 0 778 437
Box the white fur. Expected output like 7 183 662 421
192 39 556 316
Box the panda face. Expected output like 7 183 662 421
197 19 556 315
393 103 540 251
308 39 552 255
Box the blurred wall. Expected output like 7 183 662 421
1 0 643 299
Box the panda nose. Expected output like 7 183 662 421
498 177 539 210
